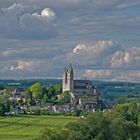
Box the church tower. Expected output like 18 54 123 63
62 63 74 93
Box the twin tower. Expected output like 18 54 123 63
62 63 74 93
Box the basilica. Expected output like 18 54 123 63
62 64 101 109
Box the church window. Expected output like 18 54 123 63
65 72 67 84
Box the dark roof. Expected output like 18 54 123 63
74 80 91 84
74 86 87 90
73 79 94 90
16 88 25 92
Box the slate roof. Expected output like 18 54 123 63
74 86 86 89
73 79 93 90
74 80 91 83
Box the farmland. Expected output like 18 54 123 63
0 115 78 140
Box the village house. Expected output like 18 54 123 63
9 87 26 103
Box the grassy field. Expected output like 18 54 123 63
0 115 78 140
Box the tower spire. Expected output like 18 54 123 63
68 63 73 73
62 63 74 92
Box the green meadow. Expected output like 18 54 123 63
0 115 78 140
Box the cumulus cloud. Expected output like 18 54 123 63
110 47 140 68
0 3 57 39
73 41 118 54
110 51 130 68
0 37 140 81
4 61 35 71
83 69 113 79
51 40 140 82
65 41 140 71
10 61 33 71
83 69 140 82
2 3 25 16
68 41 121 66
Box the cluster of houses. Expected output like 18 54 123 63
41 104 77 113
0 87 26 103
0 87 27 115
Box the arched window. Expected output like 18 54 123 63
65 72 67 84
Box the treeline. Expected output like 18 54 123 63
36 102 140 140
28 82 72 106
26 82 62 105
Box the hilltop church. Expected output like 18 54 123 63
62 64 101 109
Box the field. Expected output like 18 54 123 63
0 115 78 140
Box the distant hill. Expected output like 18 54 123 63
0 79 61 88
0 79 140 106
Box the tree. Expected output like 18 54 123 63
115 102 140 124
0 85 5 90
25 87 32 105
45 84 62 102
58 91 71 103
42 87 47 97
30 82 43 99
0 103 5 116
47 86 55 99
53 84 62 95
36 128 67 140
0 94 10 114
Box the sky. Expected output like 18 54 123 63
0 0 140 82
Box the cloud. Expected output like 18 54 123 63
51 40 140 82
68 41 121 66
110 47 140 69
0 3 57 39
116 0 140 8
64 41 140 71
83 69 113 79
41 8 56 18
83 69 140 82
73 41 117 54
0 37 140 81
113 70 140 82
4 60 37 71
9 61 33 71
0 1 140 81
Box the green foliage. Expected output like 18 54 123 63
40 109 52 115
46 84 62 99
53 84 62 95
0 85 5 90
35 83 62 104
0 95 10 115
28 83 62 104
0 103 5 116
58 91 71 103
32 109 41 115
25 87 32 105
115 102 140 124
30 82 43 99
79 110 89 117
37 128 68 140
118 97 140 104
